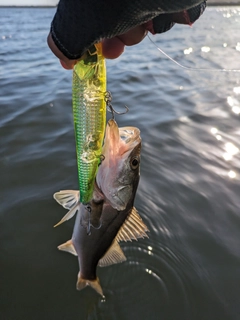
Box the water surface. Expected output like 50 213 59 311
1 6 240 320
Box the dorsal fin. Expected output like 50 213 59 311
58 240 77 256
98 240 126 267
53 190 79 210
115 207 149 242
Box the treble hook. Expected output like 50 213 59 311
98 154 105 166
80 204 102 235
105 91 129 120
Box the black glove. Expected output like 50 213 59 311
50 0 206 60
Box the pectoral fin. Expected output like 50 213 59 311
53 190 80 210
98 240 126 267
54 204 79 227
115 207 149 242
57 240 77 256
77 273 104 297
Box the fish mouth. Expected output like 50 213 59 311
119 126 141 154
102 119 141 156
96 119 141 210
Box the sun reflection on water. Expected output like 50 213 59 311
201 46 211 53
146 268 152 274
148 246 153 256
233 87 240 94
228 170 236 179
210 127 218 135
236 43 240 51
210 126 239 179
184 47 193 55
227 93 240 115
225 142 239 156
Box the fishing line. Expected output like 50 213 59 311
148 34 240 73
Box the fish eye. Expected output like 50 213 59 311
130 157 139 170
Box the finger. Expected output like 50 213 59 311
48 24 148 67
102 25 147 59
117 25 147 46
47 32 77 70
102 37 125 59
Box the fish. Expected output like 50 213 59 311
53 119 149 296
72 43 106 204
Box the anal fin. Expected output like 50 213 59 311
98 240 126 267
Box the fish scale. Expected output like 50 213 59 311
72 43 106 204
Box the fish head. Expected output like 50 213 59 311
96 119 141 210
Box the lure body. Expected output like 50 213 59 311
72 44 106 204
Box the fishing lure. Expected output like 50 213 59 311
72 43 106 204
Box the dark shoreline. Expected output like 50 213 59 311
208 2 240 5
207 0 240 4
0 3 240 8
0 1 240 8
0 6 57 8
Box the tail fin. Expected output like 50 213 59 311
76 273 104 297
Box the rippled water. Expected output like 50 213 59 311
1 6 240 320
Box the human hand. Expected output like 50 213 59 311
47 0 206 70
47 24 147 69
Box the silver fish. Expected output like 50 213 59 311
53 119 148 296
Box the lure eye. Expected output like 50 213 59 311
130 157 140 170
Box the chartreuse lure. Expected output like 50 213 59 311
72 43 106 204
